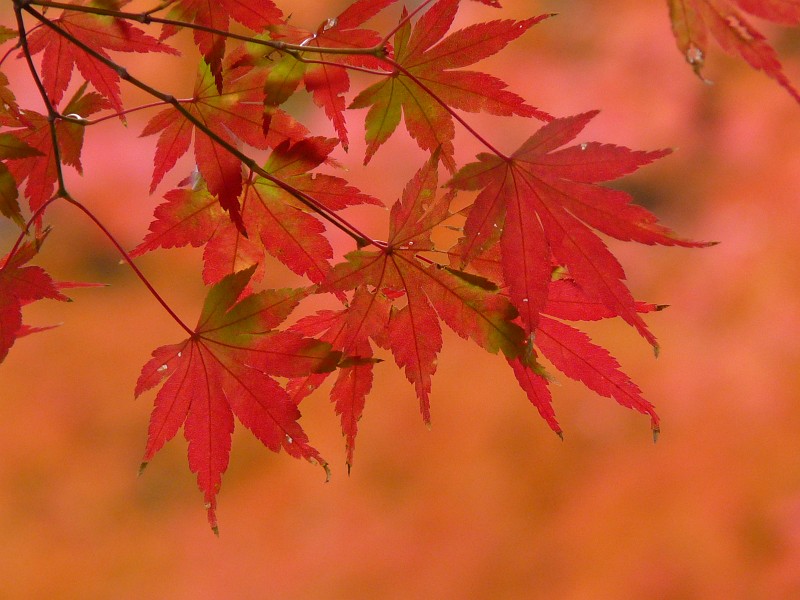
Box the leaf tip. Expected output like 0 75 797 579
653 343 660 359
138 461 148 477
655 304 670 312
652 427 660 443
311 457 332 482
556 430 564 441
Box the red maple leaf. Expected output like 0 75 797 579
321 156 528 427
668 0 800 101
135 266 337 533
288 286 390 470
159 0 283 90
448 111 710 348
349 0 550 171
131 137 379 287
25 3 178 114
5 84 110 215
140 58 308 231
510 274 666 439
0 232 71 364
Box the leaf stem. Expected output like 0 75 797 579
63 196 195 336
62 98 193 126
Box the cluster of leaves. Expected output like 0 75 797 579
0 0 797 531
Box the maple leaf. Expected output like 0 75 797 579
349 0 550 171
140 58 308 231
288 286 390 470
159 0 283 90
668 0 800 101
261 0 399 148
25 4 179 114
5 84 110 215
0 231 71 364
321 156 528 426
135 266 337 533
510 272 667 439
449 111 709 349
132 137 379 287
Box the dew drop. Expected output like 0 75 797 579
580 143 588 151
323 17 338 31
686 46 704 66
493 223 498 228
157 364 168 372
285 435 293 444
522 298 529 303
177 351 182 358
204 502 212 510
408 241 414 246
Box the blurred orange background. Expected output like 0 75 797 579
2 0 800 597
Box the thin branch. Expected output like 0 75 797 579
13 2 69 198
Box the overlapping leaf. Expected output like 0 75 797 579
349 0 550 171
0 232 71 364
26 3 178 113
288 286 390 469
509 273 666 439
132 137 379 287
159 0 283 90
5 84 109 215
668 0 800 101
261 0 399 148
321 157 528 428
140 58 308 230
135 266 336 533
449 111 709 348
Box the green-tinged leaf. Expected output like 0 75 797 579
0 162 23 227
350 0 549 170
136 267 335 531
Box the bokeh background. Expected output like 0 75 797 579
2 0 800 597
